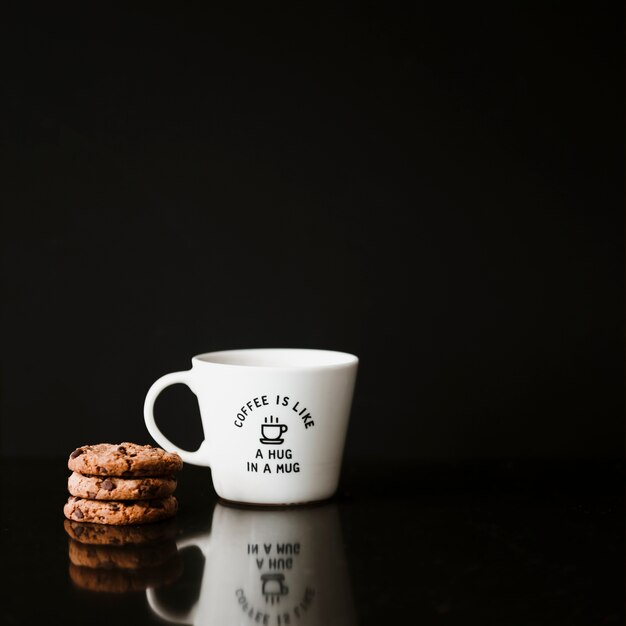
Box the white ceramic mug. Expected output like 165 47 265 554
146 502 356 626
143 348 358 505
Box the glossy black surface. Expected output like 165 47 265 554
1 459 622 625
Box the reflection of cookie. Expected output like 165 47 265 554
64 519 178 546
68 538 177 569
68 443 183 477
64 496 178 525
69 556 183 593
68 472 177 501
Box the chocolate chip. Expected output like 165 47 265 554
87 491 96 499
101 479 115 491
74 508 84 519
117 446 127 454
109 504 120 511
70 448 84 459
74 525 84 537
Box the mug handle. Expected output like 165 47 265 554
146 590 195 625
143 370 210 466
145 535 210 624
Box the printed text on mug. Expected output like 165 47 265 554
234 395 315 430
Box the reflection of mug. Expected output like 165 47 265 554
147 502 356 626
144 348 358 505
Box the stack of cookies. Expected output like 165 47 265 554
64 442 183 525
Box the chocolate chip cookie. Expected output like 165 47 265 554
68 443 183 477
64 519 178 546
68 537 177 570
69 557 183 593
64 495 178 525
68 472 177 501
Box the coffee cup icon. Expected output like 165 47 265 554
260 418 287 445
261 573 289 604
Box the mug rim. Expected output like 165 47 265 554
192 348 358 370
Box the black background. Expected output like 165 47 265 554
2 3 623 463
